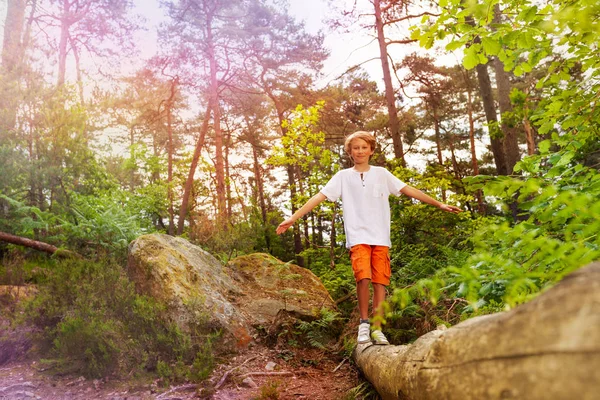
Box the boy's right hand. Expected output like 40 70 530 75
276 219 294 235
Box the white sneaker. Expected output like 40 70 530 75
357 322 371 344
371 329 390 345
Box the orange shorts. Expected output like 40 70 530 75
349 244 391 285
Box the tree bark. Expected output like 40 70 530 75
374 0 405 165
493 59 520 174
353 262 600 400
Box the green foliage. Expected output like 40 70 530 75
342 381 380 400
295 308 342 349
0 191 154 261
267 101 340 237
254 380 282 400
58 191 152 258
392 164 600 315
24 258 214 379
394 0 600 324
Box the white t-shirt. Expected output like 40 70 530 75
320 166 407 248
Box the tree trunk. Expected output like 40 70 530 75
1 0 25 72
374 0 405 165
57 0 70 87
177 100 212 235
207 20 227 229
252 141 267 225
0 0 26 134
475 62 507 175
432 107 443 166
329 205 337 269
353 262 600 400
69 36 84 103
224 130 232 222
465 73 485 212
465 13 508 176
263 86 304 265
493 59 520 174
166 78 177 236
492 5 520 174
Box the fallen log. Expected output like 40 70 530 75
354 262 600 400
0 230 80 258
0 231 58 254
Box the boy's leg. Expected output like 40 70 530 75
372 283 386 329
357 278 371 320
370 246 391 345
356 280 372 344
351 245 373 344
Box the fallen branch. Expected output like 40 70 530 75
238 371 294 379
0 231 81 258
332 358 347 373
155 383 198 399
0 231 58 254
214 355 259 390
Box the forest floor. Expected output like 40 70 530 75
0 344 362 400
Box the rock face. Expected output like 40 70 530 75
127 234 335 347
227 253 336 325
353 262 600 400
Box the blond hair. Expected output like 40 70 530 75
344 131 377 155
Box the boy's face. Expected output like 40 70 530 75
349 138 374 164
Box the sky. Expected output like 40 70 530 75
0 0 438 90
129 0 418 89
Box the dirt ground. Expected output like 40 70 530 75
0 344 363 400
0 285 368 399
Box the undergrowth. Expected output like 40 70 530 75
19 257 218 380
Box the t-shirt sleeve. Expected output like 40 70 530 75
385 169 407 196
320 172 342 202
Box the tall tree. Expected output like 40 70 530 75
373 0 405 165
163 0 252 229
0 0 26 134
239 2 328 263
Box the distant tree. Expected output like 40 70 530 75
239 1 328 263
41 0 140 98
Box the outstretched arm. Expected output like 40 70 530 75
276 193 328 235
400 186 462 214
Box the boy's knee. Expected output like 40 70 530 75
357 278 371 286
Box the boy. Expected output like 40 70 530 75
276 131 462 345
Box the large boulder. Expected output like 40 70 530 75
353 262 600 400
127 234 336 347
226 253 336 325
127 234 248 342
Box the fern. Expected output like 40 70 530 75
296 308 341 349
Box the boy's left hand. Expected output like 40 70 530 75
439 204 462 214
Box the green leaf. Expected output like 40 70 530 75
445 40 463 51
481 37 501 55
538 140 552 154
514 64 524 76
463 46 480 69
